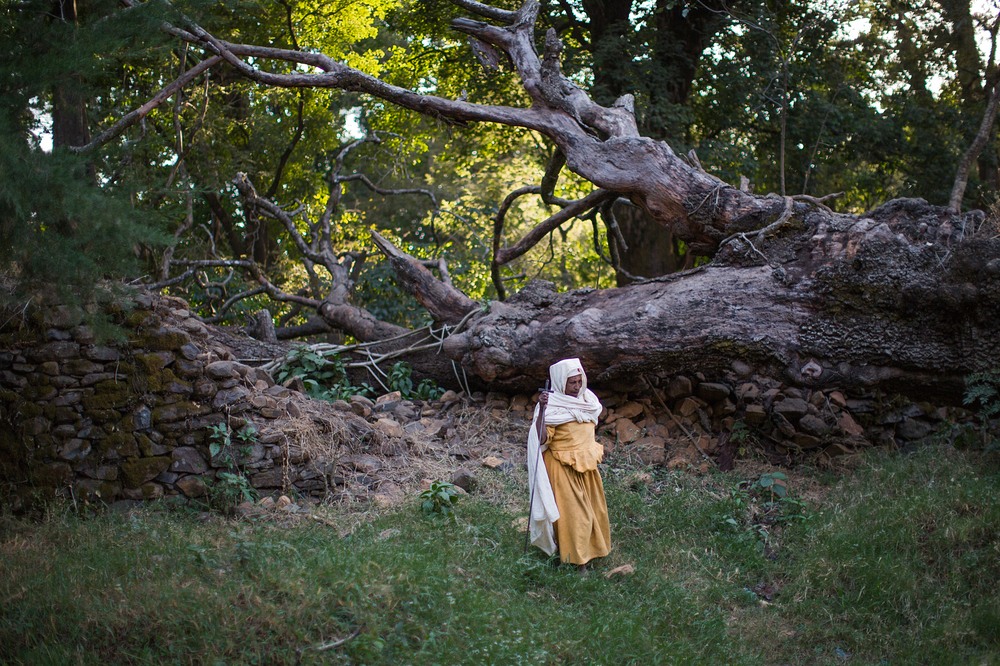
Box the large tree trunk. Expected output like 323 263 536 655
384 198 1000 402
581 0 732 282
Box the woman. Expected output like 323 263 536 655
526 358 611 572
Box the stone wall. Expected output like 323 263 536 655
0 290 980 511
0 292 416 511
588 371 966 471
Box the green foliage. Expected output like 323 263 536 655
418 480 460 520
204 421 258 512
730 420 759 457
206 422 256 470
958 371 1000 452
964 371 1000 421
0 1 171 309
386 361 445 401
206 471 258 514
755 471 788 499
2 0 997 330
275 348 443 402
275 345 374 401
720 470 806 554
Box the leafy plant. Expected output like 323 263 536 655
387 361 414 397
419 481 460 520
205 422 258 514
964 371 1000 420
207 422 256 470
206 471 258 514
730 420 759 457
755 471 788 499
387 362 444 400
275 346 374 402
276 346 346 394
962 371 1000 451
414 378 445 401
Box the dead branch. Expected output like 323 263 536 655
69 55 222 153
493 189 616 265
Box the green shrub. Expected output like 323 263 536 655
206 471 258 514
962 370 1000 450
418 481 460 520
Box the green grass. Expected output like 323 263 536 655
1 446 998 665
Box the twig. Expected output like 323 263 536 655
791 191 843 212
753 195 794 241
308 513 340 529
312 626 363 652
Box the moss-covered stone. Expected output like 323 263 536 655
82 391 132 412
29 462 73 488
73 478 121 503
80 379 133 412
21 384 56 402
53 406 79 423
136 328 189 352
121 456 171 488
175 475 207 498
98 432 139 459
126 310 157 328
93 378 131 394
19 402 43 419
152 401 210 424
64 359 104 376
135 352 170 374
89 409 122 424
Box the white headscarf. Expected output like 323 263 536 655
526 358 603 556
545 358 603 425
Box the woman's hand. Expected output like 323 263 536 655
538 391 549 407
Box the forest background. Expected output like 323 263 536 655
2 0 999 338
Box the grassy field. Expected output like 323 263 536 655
2 445 998 665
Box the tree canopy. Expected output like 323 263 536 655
1 0 998 388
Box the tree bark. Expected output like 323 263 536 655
381 198 1000 402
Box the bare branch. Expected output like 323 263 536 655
70 55 222 153
491 185 541 299
276 317 332 340
792 191 844 212
147 268 197 290
202 286 268 324
371 231 478 323
172 258 254 269
600 200 629 253
494 189 617 265
450 0 517 23
110 0 783 256
337 173 439 209
539 149 571 205
234 173 332 269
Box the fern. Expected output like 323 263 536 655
964 371 1000 420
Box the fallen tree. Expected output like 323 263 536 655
96 0 1000 401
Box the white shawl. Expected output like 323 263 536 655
526 358 603 555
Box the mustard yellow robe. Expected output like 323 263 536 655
543 420 611 565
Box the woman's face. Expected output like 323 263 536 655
565 374 583 397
